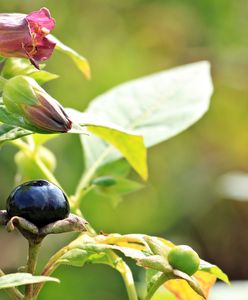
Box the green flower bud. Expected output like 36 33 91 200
3 75 72 133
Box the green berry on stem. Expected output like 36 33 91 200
167 245 200 276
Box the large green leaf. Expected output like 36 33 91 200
0 273 59 289
67 109 147 180
82 61 213 173
82 62 212 176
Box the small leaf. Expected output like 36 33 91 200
50 35 91 79
59 249 90 267
173 270 206 298
144 236 171 258
1 58 58 85
164 270 216 300
94 176 144 195
59 248 114 268
199 260 229 284
0 273 59 289
0 124 31 144
30 71 59 85
96 159 131 178
67 109 148 180
92 176 117 187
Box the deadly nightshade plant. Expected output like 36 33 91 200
0 6 229 300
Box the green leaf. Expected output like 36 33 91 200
59 249 90 267
93 176 144 195
29 70 59 85
92 176 117 187
0 273 59 289
96 159 131 178
67 109 147 180
199 260 229 284
59 248 114 268
1 58 58 85
0 124 31 144
51 35 91 79
82 61 212 174
143 236 171 258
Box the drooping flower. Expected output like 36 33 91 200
3 75 72 133
0 7 55 68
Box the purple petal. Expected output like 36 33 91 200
28 36 56 67
0 13 32 58
26 7 55 33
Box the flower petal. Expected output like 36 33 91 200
26 7 55 33
30 36 56 67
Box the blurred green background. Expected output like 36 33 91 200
0 0 248 299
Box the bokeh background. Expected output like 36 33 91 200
0 0 248 299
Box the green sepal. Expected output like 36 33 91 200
1 58 58 85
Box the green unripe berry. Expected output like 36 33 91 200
167 245 200 276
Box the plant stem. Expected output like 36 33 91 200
0 269 24 300
144 273 172 300
24 241 42 300
33 246 69 299
72 148 111 208
108 251 138 300
35 158 61 188
11 139 31 153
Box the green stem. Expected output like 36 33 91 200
108 252 138 300
0 269 23 300
35 158 61 188
33 246 69 299
72 148 111 208
24 241 42 300
144 273 172 300
11 139 31 153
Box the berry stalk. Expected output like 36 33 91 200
24 241 42 300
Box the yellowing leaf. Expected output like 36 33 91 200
194 271 216 296
88 126 147 180
67 109 148 180
164 271 216 300
51 35 91 79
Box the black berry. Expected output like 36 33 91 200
6 179 70 227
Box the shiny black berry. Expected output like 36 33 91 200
6 180 70 227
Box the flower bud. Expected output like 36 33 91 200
0 7 55 68
3 75 72 133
